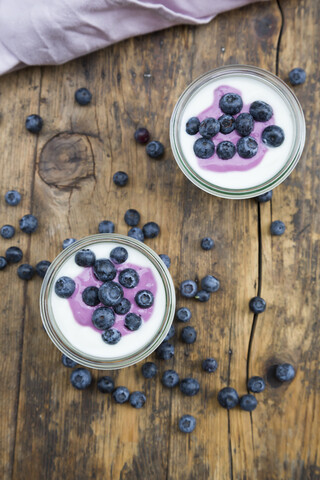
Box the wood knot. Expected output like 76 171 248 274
254 14 277 38
39 132 95 189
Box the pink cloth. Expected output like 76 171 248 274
0 0 268 75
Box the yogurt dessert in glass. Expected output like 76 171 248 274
170 65 306 199
40 234 176 369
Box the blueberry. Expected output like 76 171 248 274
235 113 254 137
216 141 236 160
17 264 35 280
5 190 21 206
112 386 130 403
75 249 96 267
134 127 150 144
247 376 266 393
201 275 220 293
180 280 197 298
202 358 218 373
186 117 200 135
110 246 128 264
75 88 92 105
219 93 243 115
249 296 266 314
180 378 200 396
237 137 258 158
82 286 100 306
5 246 23 263
240 394 258 412
124 312 142 331
19 214 38 234
119 268 140 289
159 254 171 268
162 370 180 388
135 290 154 308
0 225 15 239
255 191 273 203
113 298 131 315
128 227 144 242
93 259 116 282
146 140 164 159
113 171 129 187
25 114 43 133
124 209 140 227
176 307 192 322
249 101 273 122
97 376 114 393
180 326 197 344
217 387 239 409
289 68 306 86
98 221 115 233
193 138 215 159
275 363 296 382
218 114 235 134
201 237 214 250
194 290 210 302
142 222 160 239
70 368 92 390
199 117 220 139
62 238 77 249
55 276 76 298
156 341 174 360
129 391 146 409
0 256 8 270
271 220 286 236
141 362 158 379
178 415 196 433
99 282 124 307
62 354 77 368
262 125 285 147
102 328 121 345
164 325 175 341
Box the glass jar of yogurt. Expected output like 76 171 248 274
40 234 176 370
170 65 306 199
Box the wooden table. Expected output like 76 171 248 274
1 0 319 478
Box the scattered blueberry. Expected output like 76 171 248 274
124 209 140 227
240 394 258 412
99 281 124 307
113 171 128 187
235 113 254 137
134 127 150 144
141 362 158 379
129 391 146 409
0 225 15 239
180 280 197 298
159 254 171 269
181 326 197 344
201 237 214 250
75 88 92 105
0 256 8 270
193 138 215 159
5 190 21 206
93 258 116 282
124 312 142 331
275 363 296 382
62 238 77 249
25 114 43 133
217 387 239 409
180 378 200 396
102 328 122 345
164 324 175 341
114 298 131 315
98 221 115 233
110 246 128 264
178 415 196 433
249 296 266 314
119 268 140 289
19 214 38 234
142 222 160 239
237 136 258 158
75 249 96 267
162 370 180 388
194 290 210 302
5 246 23 263
128 227 144 242
199 117 220 139
202 358 218 373
62 354 77 368
271 220 286 236
82 286 100 306
70 368 92 390
201 275 220 293
17 264 35 280
218 114 235 134
247 376 266 393
156 341 174 360
112 386 130 404
135 290 154 308
262 125 285 147
186 117 200 135
289 68 306 86
219 93 243 115
255 191 273 203
176 307 192 323
216 141 236 160
55 276 76 298
97 376 115 393
249 101 273 122
146 140 164 159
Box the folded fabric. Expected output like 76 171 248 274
0 0 268 75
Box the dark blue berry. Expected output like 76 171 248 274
219 93 243 115
146 140 164 159
25 114 43 133
55 276 76 298
156 341 174 360
98 221 115 233
159 254 171 269
176 307 192 322
195 290 210 302
289 68 306 86
271 220 286 236
201 275 220 293
128 227 144 242
142 222 160 239
181 326 197 344
235 113 254 137
193 138 214 159
124 312 142 331
218 114 235 134
129 391 146 409
5 190 21 206
70 368 92 390
124 209 140 227
216 141 236 160
134 127 150 144
113 298 131 315
112 386 130 403
201 237 214 250
82 286 99 306
0 225 15 239
99 281 124 307
110 246 128 264
93 259 116 282
247 376 266 393
19 214 38 234
179 415 196 433
180 280 197 298
62 238 77 249
97 376 114 393
62 354 77 368
255 191 273 203
102 328 121 345
202 358 218 373
217 387 239 409
237 136 258 158
118 268 139 288
135 290 154 308
262 125 285 147
5 246 23 263
0 257 8 270
17 264 35 280
199 117 220 139
75 88 92 105
275 363 296 382
164 325 175 341
240 394 258 412
180 377 200 396
162 370 180 388
249 296 266 314
113 171 128 187
75 249 96 267
249 101 273 122
186 117 200 135
141 362 158 379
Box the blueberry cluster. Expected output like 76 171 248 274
134 126 165 160
186 93 285 160
180 274 220 303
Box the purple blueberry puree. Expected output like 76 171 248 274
67 262 157 337
196 85 275 172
